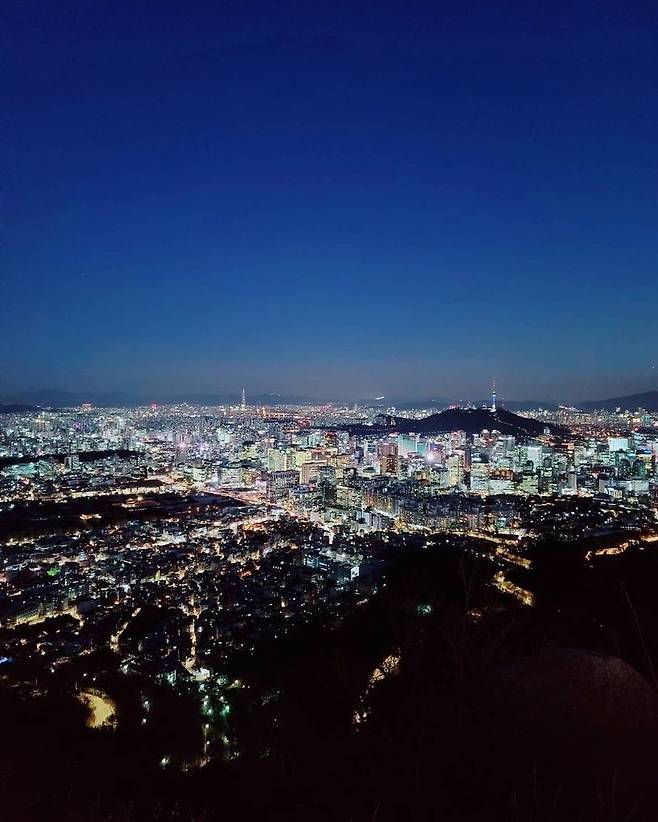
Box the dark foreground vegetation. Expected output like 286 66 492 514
4 533 658 821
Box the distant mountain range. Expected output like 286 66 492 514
359 398 558 411
1 388 656 413
0 390 329 408
579 390 658 412
339 407 563 438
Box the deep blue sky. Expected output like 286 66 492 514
2 0 657 402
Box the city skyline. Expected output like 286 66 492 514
3 393 658 821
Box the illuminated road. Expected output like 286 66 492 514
182 597 200 674
109 606 141 653
493 570 535 606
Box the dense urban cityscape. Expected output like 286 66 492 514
3 391 658 785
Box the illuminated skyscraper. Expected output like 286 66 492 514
470 455 490 494
241 387 246 410
567 465 577 493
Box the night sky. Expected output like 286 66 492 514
2 1 657 403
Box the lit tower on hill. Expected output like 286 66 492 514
241 387 246 410
491 378 496 413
